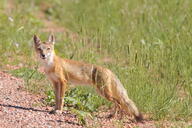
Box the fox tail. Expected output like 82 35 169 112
114 77 143 121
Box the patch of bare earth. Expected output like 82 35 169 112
0 71 155 128
0 71 82 128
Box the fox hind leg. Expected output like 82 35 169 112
107 99 121 118
102 91 122 118
58 80 67 111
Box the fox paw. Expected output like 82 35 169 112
49 110 63 114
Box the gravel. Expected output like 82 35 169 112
0 71 82 128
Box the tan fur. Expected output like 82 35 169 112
33 34 143 121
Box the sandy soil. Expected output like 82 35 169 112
0 71 83 128
0 71 158 128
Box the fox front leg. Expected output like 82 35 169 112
57 80 67 111
49 81 63 114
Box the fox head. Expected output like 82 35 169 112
33 34 55 65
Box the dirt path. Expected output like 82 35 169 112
0 71 82 128
0 70 157 128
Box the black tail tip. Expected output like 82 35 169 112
135 113 144 122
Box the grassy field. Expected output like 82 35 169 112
1 0 192 124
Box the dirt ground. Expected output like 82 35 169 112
0 71 82 128
0 71 158 128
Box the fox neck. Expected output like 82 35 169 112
47 52 55 66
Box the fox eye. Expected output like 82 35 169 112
47 47 51 50
37 48 41 51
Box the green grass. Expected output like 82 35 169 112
40 0 192 121
9 67 50 94
0 0 192 123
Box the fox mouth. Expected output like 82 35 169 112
41 57 46 59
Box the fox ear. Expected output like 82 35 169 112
33 35 41 46
48 34 55 45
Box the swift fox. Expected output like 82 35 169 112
33 34 143 121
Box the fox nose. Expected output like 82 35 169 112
41 54 46 59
